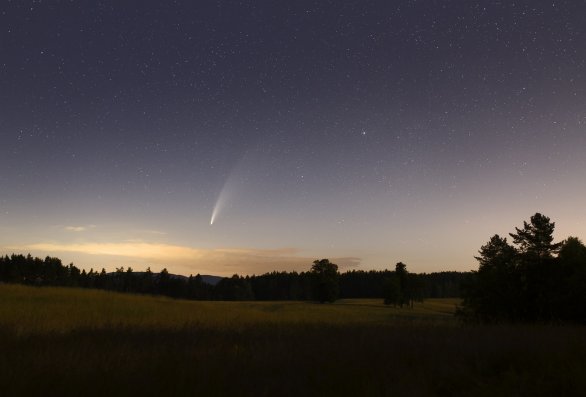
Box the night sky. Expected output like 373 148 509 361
1 1 585 276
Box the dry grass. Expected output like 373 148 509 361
1 284 585 397
0 284 458 334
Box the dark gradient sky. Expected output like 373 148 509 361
1 1 585 276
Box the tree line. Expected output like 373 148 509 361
459 213 586 324
0 255 467 303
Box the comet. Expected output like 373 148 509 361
209 161 240 226
209 147 256 226
210 188 226 225
210 202 220 225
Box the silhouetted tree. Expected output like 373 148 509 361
187 274 214 300
157 268 171 295
67 263 81 286
388 262 424 307
459 235 519 322
138 267 155 293
383 275 400 306
395 262 409 307
509 213 562 261
510 213 562 321
310 259 339 303
559 237 586 266
215 275 254 300
96 268 108 289
459 213 586 323
556 237 586 321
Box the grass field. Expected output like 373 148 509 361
1 284 585 396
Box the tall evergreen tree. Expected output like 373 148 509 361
459 235 518 322
556 237 586 322
395 262 409 307
459 213 584 323
509 213 562 260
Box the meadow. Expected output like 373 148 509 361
1 284 585 396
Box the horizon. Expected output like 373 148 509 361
0 251 478 278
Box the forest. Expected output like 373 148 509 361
458 213 586 324
0 254 465 303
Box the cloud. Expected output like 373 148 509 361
12 242 361 276
23 242 204 262
65 226 87 232
141 230 168 236
64 225 96 232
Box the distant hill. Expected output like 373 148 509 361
110 272 224 286
198 275 223 286
166 273 223 286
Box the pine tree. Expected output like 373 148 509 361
509 213 562 261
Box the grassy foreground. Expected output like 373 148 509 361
1 285 585 396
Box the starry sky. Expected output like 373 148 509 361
1 0 585 276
